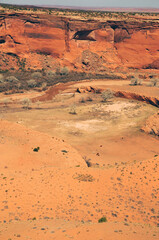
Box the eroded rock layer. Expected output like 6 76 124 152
0 13 159 71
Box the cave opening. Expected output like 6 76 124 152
73 30 96 41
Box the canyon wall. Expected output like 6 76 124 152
0 12 159 72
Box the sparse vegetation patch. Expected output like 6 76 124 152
33 147 40 152
98 217 107 223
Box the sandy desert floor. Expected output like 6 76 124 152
0 79 158 239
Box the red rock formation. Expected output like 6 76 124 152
75 86 159 107
141 111 159 136
114 91 159 107
0 12 159 71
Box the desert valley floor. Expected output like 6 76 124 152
0 79 158 239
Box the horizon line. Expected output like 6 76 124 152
1 3 159 11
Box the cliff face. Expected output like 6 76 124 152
0 13 159 71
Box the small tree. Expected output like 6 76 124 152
46 70 56 78
27 79 37 88
79 97 85 103
0 74 4 83
21 98 31 110
31 72 42 79
101 89 114 102
87 96 93 102
130 77 142 86
156 82 159 87
150 78 158 87
60 67 69 75
41 82 47 91
3 98 10 108
5 76 19 83
98 217 107 223
36 101 41 109
69 104 77 114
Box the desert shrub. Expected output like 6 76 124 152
130 78 142 86
137 78 143 85
33 147 40 152
150 78 158 87
156 82 159 87
16 82 22 89
101 89 114 102
21 98 31 109
46 70 56 78
73 173 95 182
69 104 77 114
87 96 93 102
0 74 4 83
98 217 107 223
60 67 69 75
5 76 19 83
31 72 42 79
27 79 37 88
95 88 102 94
41 82 47 90
61 150 68 153
131 78 137 85
79 97 85 103
36 101 41 108
83 156 92 167
1 98 10 108
0 83 7 92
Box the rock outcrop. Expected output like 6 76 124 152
114 91 159 107
0 12 159 71
141 112 159 136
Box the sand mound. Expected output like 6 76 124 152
0 120 86 169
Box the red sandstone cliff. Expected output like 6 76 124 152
0 12 159 72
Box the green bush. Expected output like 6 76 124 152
33 147 40 152
61 150 68 153
98 217 107 223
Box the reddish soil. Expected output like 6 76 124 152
0 79 158 239
32 82 72 102
0 5 159 239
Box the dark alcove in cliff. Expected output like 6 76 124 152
73 30 96 41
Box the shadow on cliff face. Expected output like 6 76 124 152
73 30 96 41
